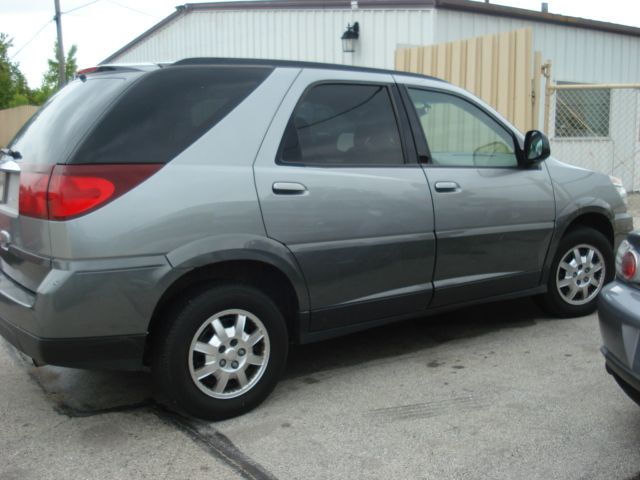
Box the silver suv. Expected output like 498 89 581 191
0 59 632 419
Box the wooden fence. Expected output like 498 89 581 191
0 105 38 147
395 28 540 133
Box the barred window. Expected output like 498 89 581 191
555 83 610 138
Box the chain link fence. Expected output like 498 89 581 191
544 83 640 192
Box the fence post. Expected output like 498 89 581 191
542 60 552 135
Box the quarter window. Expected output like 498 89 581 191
72 66 272 164
408 89 517 168
279 84 404 166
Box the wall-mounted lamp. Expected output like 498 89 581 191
341 22 359 53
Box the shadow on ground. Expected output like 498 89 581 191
17 297 545 414
285 297 543 379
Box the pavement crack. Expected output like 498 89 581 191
153 406 279 480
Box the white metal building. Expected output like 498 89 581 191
104 0 640 85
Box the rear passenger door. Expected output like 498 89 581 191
254 70 435 333
400 85 556 307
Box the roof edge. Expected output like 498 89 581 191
435 0 640 37
100 7 186 64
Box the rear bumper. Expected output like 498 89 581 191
598 281 640 392
0 314 145 370
0 255 178 370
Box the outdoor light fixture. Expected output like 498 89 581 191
341 22 359 53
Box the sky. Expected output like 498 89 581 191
3 0 640 89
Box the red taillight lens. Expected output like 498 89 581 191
621 251 637 281
19 164 163 221
19 165 54 219
48 171 115 220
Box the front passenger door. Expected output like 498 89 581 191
404 87 556 308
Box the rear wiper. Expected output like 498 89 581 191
0 148 22 159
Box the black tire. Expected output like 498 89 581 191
612 373 640 407
537 227 614 317
151 284 288 420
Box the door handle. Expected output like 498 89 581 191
272 182 307 195
434 181 461 193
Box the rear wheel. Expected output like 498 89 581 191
152 284 288 420
538 227 613 317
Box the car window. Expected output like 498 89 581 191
279 83 404 166
8 74 140 165
408 89 517 168
71 66 272 164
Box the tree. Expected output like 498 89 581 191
0 33 32 109
41 42 77 92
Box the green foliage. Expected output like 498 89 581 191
41 42 78 92
0 33 32 109
0 33 79 108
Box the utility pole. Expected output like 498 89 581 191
53 0 66 88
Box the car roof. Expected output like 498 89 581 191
172 57 446 82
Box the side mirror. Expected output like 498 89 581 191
522 130 550 165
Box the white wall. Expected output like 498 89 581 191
111 7 640 87
111 8 436 69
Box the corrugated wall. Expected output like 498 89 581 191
112 8 436 69
111 7 640 87
395 28 534 132
435 10 640 84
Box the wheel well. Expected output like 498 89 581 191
145 260 300 364
565 212 614 246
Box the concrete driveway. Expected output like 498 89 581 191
2 296 640 480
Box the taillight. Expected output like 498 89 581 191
621 251 638 280
18 165 54 219
19 164 163 221
616 240 640 283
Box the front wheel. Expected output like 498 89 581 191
537 227 614 317
152 284 288 420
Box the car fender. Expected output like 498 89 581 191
541 199 615 283
165 234 310 312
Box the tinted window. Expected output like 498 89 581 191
408 89 517 168
72 66 272 164
9 74 140 164
280 84 404 166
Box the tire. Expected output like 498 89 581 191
537 227 614 317
151 284 288 420
612 373 640 407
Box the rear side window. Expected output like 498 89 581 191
71 66 272 164
279 83 404 166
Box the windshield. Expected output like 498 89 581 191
9 72 143 165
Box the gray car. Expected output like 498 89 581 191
599 232 640 405
0 59 632 420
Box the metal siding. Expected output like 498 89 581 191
112 8 437 69
111 7 640 85
435 10 640 84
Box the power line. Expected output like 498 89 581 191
103 0 159 19
63 0 102 15
9 20 53 60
